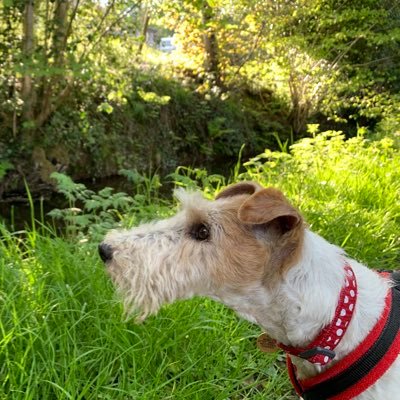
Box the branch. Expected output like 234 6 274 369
78 0 119 63
34 78 74 128
227 21 266 84
352 55 398 68
63 0 82 51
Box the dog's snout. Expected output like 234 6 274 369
98 243 114 263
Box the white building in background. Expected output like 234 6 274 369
159 37 176 52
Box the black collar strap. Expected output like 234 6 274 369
288 271 400 400
391 271 400 287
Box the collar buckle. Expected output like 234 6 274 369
298 347 336 361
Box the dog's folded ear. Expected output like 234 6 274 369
216 181 262 200
238 187 301 234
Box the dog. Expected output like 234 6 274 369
99 181 400 399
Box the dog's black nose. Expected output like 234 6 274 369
98 243 113 263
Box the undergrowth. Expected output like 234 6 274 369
241 128 400 267
0 129 399 399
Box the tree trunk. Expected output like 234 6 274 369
201 2 221 87
21 0 35 123
137 8 150 56
38 0 70 129
288 71 311 135
52 0 69 68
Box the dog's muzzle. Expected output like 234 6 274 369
98 243 114 263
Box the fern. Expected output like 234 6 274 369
49 172 134 240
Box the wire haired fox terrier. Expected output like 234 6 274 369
99 181 400 400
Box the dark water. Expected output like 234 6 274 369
0 175 133 230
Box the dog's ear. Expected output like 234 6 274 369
238 187 301 234
216 181 262 200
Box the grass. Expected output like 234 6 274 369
0 231 289 399
0 129 399 399
241 130 400 267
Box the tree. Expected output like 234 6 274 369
0 0 141 142
158 0 400 133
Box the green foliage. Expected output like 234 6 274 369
0 224 289 398
270 0 400 125
48 172 134 241
170 166 226 198
375 108 400 146
47 170 173 241
160 0 400 133
1 0 399 209
241 128 400 266
169 128 400 267
0 129 399 399
0 160 13 181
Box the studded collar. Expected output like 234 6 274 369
287 270 400 400
277 263 357 366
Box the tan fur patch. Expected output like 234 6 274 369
211 184 305 287
216 181 262 200
192 186 304 289
207 197 270 287
238 187 300 228
237 187 304 284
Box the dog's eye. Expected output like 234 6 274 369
191 224 210 241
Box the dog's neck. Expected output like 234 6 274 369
256 230 389 378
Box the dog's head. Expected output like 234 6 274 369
99 182 305 321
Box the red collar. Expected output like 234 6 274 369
287 271 400 400
278 263 357 366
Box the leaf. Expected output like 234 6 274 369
97 102 114 114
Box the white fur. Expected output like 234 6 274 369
231 230 400 400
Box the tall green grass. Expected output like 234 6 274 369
241 130 400 268
0 129 399 399
0 229 288 399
